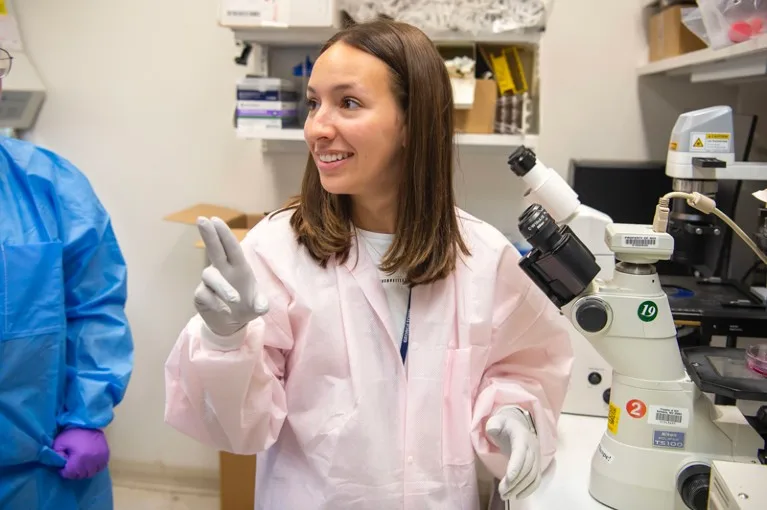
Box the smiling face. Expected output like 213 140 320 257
303 42 406 199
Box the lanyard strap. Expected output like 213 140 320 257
399 289 412 364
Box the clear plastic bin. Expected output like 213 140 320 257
696 0 767 49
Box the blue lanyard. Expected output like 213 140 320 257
400 290 412 364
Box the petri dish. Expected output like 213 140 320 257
745 344 767 377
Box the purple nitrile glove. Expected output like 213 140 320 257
52 428 110 480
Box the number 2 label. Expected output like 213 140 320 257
626 399 647 419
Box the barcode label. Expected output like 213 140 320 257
648 405 689 428
226 10 262 17
656 412 682 424
621 235 657 248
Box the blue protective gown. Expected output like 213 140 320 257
0 137 133 509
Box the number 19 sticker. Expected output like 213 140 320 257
626 399 647 419
637 301 658 322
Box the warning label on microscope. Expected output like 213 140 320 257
690 132 731 153
607 403 620 435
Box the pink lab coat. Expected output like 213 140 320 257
164 208 574 510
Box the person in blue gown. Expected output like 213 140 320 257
0 46 133 509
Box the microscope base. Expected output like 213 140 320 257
587 373 763 510
589 433 760 510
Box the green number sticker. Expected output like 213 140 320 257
638 301 658 322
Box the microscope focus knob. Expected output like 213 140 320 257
677 464 711 510
575 298 610 333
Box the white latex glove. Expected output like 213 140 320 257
485 406 541 501
194 217 269 344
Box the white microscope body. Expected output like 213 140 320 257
517 198 764 510
508 147 614 418
571 227 762 510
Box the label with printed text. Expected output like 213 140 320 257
647 405 689 428
607 403 620 435
652 430 686 449
597 443 615 463
621 235 657 248
690 132 731 153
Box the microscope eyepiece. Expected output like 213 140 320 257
517 203 601 308
519 203 561 253
507 146 537 177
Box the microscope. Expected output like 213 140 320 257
511 146 767 510
666 106 767 300
508 106 767 421
508 147 615 418
664 105 767 273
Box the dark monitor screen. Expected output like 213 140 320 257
568 160 674 225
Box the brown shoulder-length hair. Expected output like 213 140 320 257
280 18 470 286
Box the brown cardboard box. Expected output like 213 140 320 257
453 79 498 134
164 204 269 247
219 452 257 510
649 5 707 62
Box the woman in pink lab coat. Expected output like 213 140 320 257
164 18 573 510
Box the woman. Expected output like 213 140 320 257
164 19 573 509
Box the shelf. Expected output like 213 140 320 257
237 128 307 141
229 25 542 47
235 128 537 151
455 132 538 148
637 34 767 83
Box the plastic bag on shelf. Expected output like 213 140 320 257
339 0 555 35
696 0 767 49
682 7 711 46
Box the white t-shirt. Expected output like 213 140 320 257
356 228 411 349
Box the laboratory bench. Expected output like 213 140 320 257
508 414 610 510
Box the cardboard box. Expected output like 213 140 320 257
219 452 257 510
453 79 498 134
649 5 707 62
164 204 269 248
439 44 477 110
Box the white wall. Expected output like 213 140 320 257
14 0 283 476
12 0 746 479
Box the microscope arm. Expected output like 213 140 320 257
508 147 615 279
518 203 687 383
